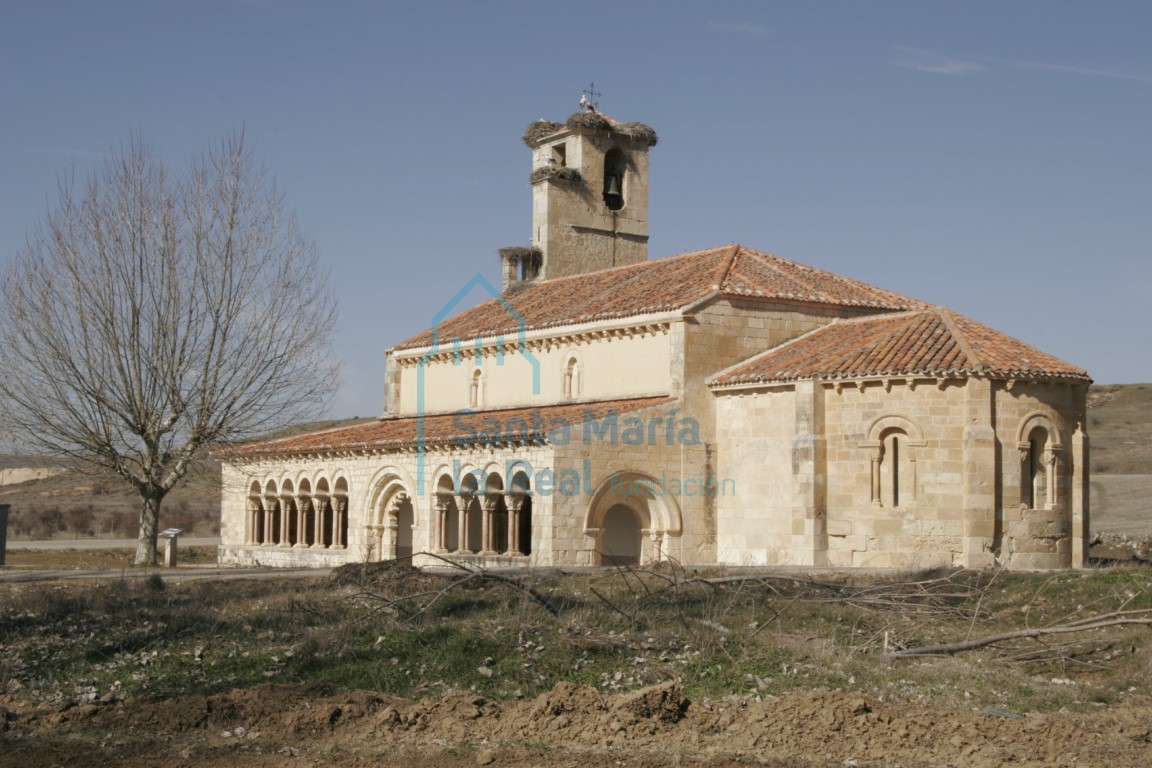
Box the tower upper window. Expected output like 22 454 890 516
603 149 626 211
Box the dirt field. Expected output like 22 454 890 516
5 678 1152 767
6 565 1152 768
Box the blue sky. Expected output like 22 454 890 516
2 1 1149 418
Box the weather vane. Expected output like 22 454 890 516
579 82 601 113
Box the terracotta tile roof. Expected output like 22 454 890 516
394 245 925 350
708 307 1090 387
237 397 676 457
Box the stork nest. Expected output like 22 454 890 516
615 121 659 146
530 166 583 185
522 120 564 146
565 111 613 132
498 245 543 262
521 115 658 147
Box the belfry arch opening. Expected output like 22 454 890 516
603 148 626 211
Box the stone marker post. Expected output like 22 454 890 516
163 535 177 568
0 504 9 566
159 528 183 568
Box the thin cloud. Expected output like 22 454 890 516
707 21 771 40
893 46 987 76
993 57 1152 84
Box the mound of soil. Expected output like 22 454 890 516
4 680 1152 767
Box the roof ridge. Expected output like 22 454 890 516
715 243 741 288
717 244 786 298
715 245 928 310
934 306 981 372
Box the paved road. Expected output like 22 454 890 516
5 537 220 550
0 536 336 583
0 565 332 584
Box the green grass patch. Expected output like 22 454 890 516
4 565 1152 715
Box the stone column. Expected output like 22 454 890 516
1018 444 1031 508
278 496 293 547
1045 449 1059 510
263 497 278 546
869 448 882 507
507 492 524 555
311 495 328 549
246 497 261 545
383 493 408 558
481 494 498 554
333 495 348 549
457 493 473 553
294 497 310 548
435 494 451 552
385 508 398 558
650 530 664 564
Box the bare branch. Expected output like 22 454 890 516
884 609 1152 658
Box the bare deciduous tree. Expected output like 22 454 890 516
0 133 338 564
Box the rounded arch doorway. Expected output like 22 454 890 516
601 503 642 565
584 471 683 566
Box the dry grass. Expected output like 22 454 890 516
4 564 1152 716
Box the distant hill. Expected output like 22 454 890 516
0 416 374 538
0 455 61 470
1088 383 1152 475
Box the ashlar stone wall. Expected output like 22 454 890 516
392 320 675 416
713 376 1089 571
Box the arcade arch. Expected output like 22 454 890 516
584 471 682 565
246 474 349 549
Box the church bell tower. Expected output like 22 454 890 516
501 95 657 289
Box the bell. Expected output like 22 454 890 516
603 174 623 210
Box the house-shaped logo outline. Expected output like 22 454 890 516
415 273 541 493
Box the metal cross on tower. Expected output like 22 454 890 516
580 82 601 112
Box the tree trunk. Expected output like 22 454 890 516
134 493 165 565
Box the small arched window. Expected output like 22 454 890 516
1023 427 1049 509
861 416 924 509
563 357 580 399
469 368 483 408
880 429 911 508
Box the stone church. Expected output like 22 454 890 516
218 105 1091 571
